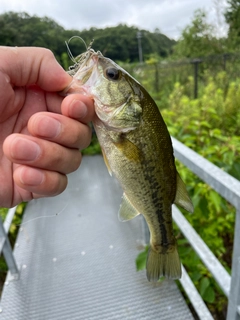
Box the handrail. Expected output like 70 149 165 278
172 137 240 320
3 206 17 233
173 205 230 297
180 265 214 320
172 137 240 208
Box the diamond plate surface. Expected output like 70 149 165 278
0 155 193 320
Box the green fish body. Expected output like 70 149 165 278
65 49 194 281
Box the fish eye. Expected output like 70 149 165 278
105 67 121 81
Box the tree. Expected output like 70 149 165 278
0 12 175 64
0 12 66 61
173 9 224 58
225 0 240 49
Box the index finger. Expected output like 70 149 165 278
0 46 72 91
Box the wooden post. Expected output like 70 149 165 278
191 59 202 99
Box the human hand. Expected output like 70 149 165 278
0 47 95 208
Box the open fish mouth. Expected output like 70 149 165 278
62 37 104 96
62 51 99 95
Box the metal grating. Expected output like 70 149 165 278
0 155 193 320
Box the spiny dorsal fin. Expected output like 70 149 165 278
174 172 194 213
118 193 140 222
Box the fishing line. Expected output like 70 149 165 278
65 38 77 64
65 36 89 63
65 36 95 66
4 204 68 229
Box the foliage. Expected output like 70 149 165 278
225 0 240 49
0 12 66 61
173 9 226 58
82 132 101 155
135 245 149 271
0 12 175 66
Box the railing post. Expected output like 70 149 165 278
223 53 230 71
0 217 19 280
191 59 202 99
136 31 143 64
154 63 159 93
226 208 240 320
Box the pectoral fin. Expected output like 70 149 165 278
118 193 140 222
113 136 142 163
174 172 194 213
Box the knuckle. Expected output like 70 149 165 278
47 173 67 195
53 147 81 174
68 124 91 149
68 150 82 173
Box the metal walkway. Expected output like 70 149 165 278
0 155 193 320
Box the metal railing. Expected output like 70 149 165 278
172 137 240 320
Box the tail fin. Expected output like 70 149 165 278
146 246 182 281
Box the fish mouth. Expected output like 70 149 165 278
62 51 99 95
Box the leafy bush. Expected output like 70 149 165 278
82 132 101 155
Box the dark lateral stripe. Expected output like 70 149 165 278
142 159 173 248
156 208 168 247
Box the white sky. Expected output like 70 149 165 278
1 0 229 40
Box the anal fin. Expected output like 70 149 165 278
118 193 140 222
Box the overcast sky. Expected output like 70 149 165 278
1 0 228 40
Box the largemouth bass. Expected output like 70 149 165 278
65 47 194 281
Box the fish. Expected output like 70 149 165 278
64 45 194 281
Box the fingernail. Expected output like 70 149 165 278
19 167 44 186
70 99 88 119
11 137 41 161
36 116 61 138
